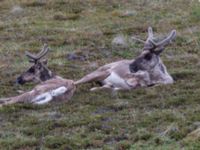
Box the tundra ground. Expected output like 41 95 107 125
0 0 200 149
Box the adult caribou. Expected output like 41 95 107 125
75 27 176 91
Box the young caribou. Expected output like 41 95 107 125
16 44 54 84
0 44 76 106
75 27 176 91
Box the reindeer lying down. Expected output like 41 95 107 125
0 78 75 106
0 44 76 107
75 27 176 91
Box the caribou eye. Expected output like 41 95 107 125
144 53 152 60
29 67 35 73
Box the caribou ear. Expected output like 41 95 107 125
41 59 48 65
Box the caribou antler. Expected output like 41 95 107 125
25 44 49 63
131 36 145 44
149 30 176 47
147 27 154 41
143 27 176 53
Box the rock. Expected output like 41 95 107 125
193 122 200 127
66 53 86 61
112 35 128 47
112 10 137 18
10 6 24 16
121 10 137 17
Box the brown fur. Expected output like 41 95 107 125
0 76 75 107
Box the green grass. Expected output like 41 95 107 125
0 0 200 149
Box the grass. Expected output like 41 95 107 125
0 0 200 149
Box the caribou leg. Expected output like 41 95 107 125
126 71 151 87
75 71 110 85
32 86 68 105
90 84 112 91
32 93 52 105
50 86 68 97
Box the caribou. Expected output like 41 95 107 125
75 27 176 91
0 44 76 106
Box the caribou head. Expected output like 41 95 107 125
130 27 176 85
16 44 54 85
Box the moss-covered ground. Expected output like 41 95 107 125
1 0 200 149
